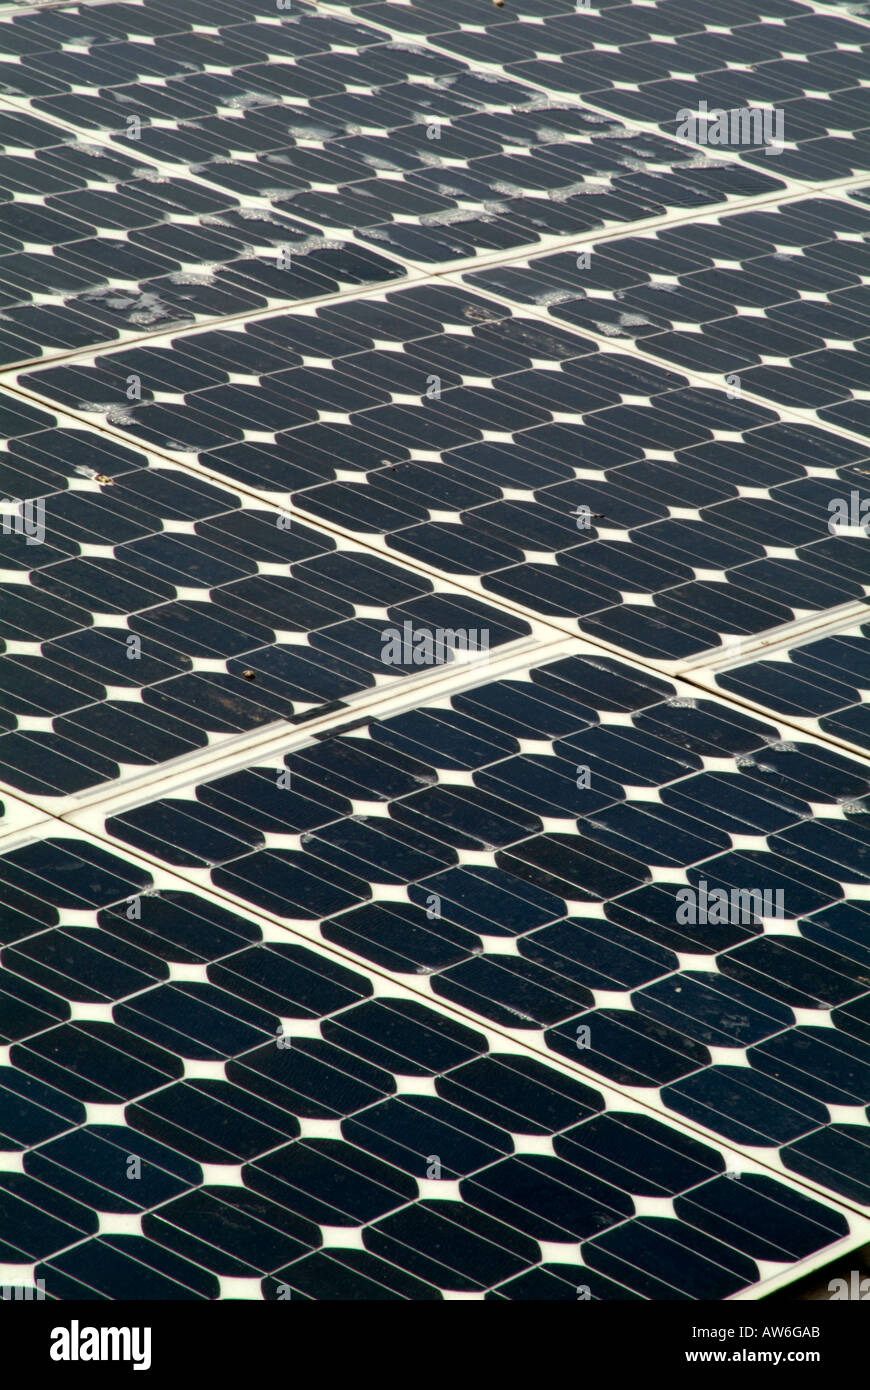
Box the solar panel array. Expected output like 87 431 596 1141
2 0 870 1301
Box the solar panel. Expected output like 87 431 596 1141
2 0 870 1310
465 191 870 432
62 643 870 1218
0 826 865 1300
0 382 538 802
694 612 870 760
18 281 870 665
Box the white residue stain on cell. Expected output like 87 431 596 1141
534 125 576 144
191 158 235 174
168 265 220 285
359 151 407 172
77 403 137 426
533 289 579 306
71 141 109 156
202 209 284 231
290 122 343 141
79 288 178 327
384 40 430 55
294 235 342 254
610 155 648 172
618 312 654 327
490 180 524 197
675 152 718 169
130 292 177 325
225 92 273 109
548 179 608 202
420 208 492 227
106 404 138 426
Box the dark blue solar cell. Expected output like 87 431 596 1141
547 1007 709 1086
266 1247 440 1301
206 943 371 1019
675 1173 848 1263
490 1263 641 1301
127 1078 300 1164
0 1066 85 1149
1 838 150 910
323 899 478 974
718 934 866 1009
241 1023 400 1118
365 1199 539 1292
408 866 565 938
107 799 262 869
39 1234 220 1300
783 1124 870 1207
521 916 676 992
14 1021 184 1103
664 1064 830 1146
246 1138 417 1226
114 982 277 1060
464 1153 634 1241
750 1027 870 1107
632 972 793 1048
97 890 261 963
0 1172 97 1261
212 848 369 921
437 1053 603 1135
145 1186 319 1275
3 927 163 1003
25 1124 201 1212
321 998 485 1077
343 1094 510 1179
0 968 68 1040
583 1216 758 1300
556 1111 721 1196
